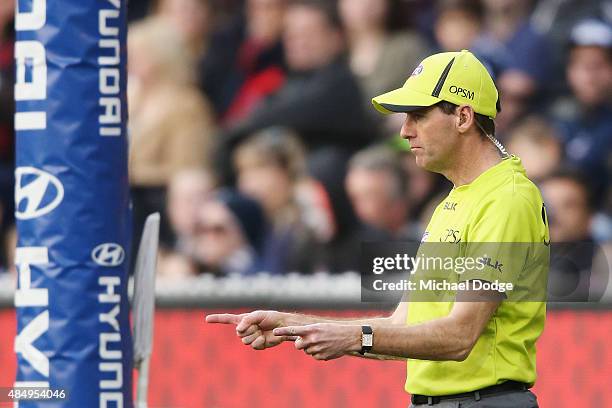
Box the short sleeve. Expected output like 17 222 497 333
458 194 548 298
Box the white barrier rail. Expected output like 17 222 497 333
1 272 610 309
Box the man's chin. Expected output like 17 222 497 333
413 154 427 169
414 154 439 173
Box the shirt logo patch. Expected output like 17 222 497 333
440 229 461 243
479 256 503 273
443 201 457 211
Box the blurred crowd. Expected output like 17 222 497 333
1 0 611 297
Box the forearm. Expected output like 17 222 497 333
368 317 472 361
311 315 470 362
283 313 392 328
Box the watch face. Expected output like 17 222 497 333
363 334 373 347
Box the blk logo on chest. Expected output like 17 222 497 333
481 256 503 273
443 201 457 211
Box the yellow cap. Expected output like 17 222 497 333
372 50 500 118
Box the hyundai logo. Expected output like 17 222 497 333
15 167 64 220
91 243 125 267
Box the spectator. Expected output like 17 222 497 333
234 128 321 273
0 0 14 237
157 168 216 280
541 169 594 243
302 155 377 273
199 0 287 122
157 0 214 60
193 189 267 275
530 0 608 94
339 0 428 108
482 0 552 137
294 178 337 246
435 0 482 52
507 116 562 182
495 69 537 139
215 0 378 184
433 0 509 78
552 19 612 207
482 0 551 84
166 168 216 255
541 169 598 301
127 17 216 247
345 146 420 240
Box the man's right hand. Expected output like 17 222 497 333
206 310 298 350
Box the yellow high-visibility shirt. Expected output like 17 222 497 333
406 156 550 396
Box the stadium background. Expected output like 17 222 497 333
1 0 611 406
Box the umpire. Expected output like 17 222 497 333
207 50 549 407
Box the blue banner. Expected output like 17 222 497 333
14 0 132 406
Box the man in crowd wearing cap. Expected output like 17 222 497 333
208 50 549 407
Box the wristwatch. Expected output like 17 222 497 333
360 325 373 355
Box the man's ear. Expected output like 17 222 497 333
456 105 475 134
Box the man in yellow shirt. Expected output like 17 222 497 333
207 50 549 407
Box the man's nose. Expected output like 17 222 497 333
400 115 416 139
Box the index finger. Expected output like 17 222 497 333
205 313 243 325
236 311 267 333
273 326 309 337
